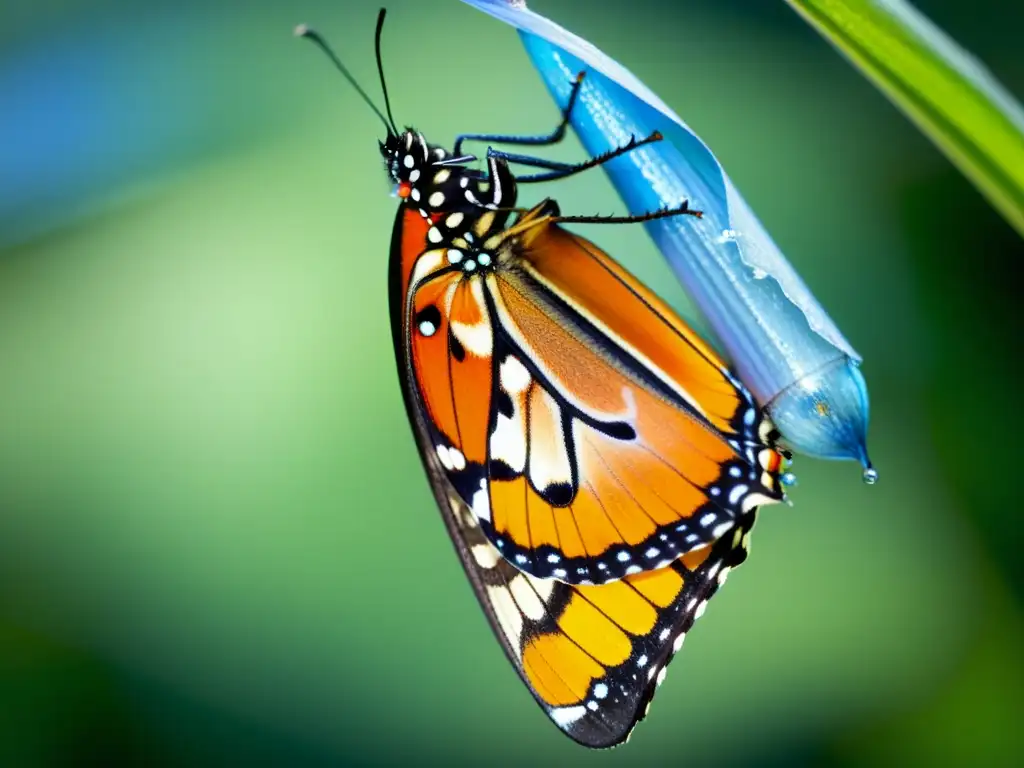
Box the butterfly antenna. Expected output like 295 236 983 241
295 22 395 136
374 8 400 136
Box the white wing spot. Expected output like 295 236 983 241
711 522 732 539
435 444 453 470
448 447 466 471
499 356 531 394
428 191 445 207
508 575 545 620
451 318 493 356
403 154 414 168
550 706 587 728
445 212 464 228
447 249 463 264
490 414 526 472
427 227 443 244
410 188 421 202
471 544 499 569
533 576 555 601
486 584 523 645
593 683 608 699
728 484 749 505
471 481 491 522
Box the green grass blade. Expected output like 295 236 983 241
787 0 1024 236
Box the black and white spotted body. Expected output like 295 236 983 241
381 129 518 273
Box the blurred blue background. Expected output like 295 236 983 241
1 1 1021 765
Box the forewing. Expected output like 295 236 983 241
472 220 783 583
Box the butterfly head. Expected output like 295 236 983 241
380 129 454 199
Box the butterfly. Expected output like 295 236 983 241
300 9 786 748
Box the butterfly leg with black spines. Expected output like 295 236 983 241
490 131 666 184
452 72 586 156
468 133 672 215
485 195 702 256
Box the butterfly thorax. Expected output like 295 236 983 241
382 129 521 273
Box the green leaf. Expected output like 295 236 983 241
787 0 1024 236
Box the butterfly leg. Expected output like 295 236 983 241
492 132 665 184
482 195 701 254
452 72 586 156
555 199 704 223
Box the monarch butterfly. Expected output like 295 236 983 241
299 9 786 748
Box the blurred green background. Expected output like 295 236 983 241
1 0 1021 765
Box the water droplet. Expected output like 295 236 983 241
862 466 879 485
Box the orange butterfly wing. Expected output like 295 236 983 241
390 211 759 743
393 205 783 584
